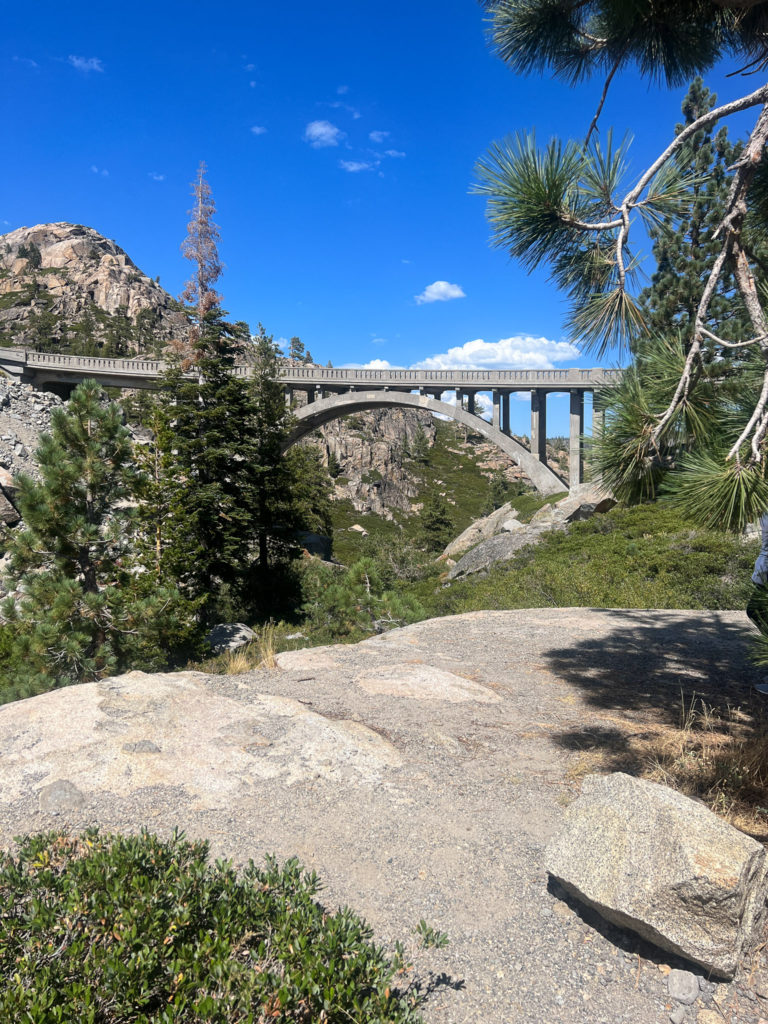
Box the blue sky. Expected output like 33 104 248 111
1 1 751 433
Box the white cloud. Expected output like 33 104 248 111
414 280 466 305
341 359 406 370
250 125 267 135
69 55 104 72
90 165 109 176
244 62 256 71
148 171 164 181
13 56 39 68
339 159 377 173
304 120 345 148
369 130 389 143
412 335 581 371
249 80 257 88
337 85 349 95
384 149 406 158
328 100 361 119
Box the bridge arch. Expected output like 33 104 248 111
286 390 567 496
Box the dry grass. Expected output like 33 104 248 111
221 622 278 674
643 693 768 839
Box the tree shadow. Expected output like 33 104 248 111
543 609 760 726
541 610 768 820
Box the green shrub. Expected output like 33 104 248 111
0 829 426 1023
420 504 756 617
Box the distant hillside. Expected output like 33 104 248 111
0 223 186 355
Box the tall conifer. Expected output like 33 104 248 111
0 380 196 698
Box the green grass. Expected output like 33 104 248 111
415 503 756 618
329 420 539 566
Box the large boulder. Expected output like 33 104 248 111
545 773 768 979
441 501 519 559
446 483 615 579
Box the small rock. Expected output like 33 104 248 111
38 779 85 814
670 1006 688 1024
668 970 700 1005
207 622 256 652
122 740 161 754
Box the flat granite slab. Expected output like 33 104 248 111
0 608 765 1024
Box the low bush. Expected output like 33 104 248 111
0 829 427 1023
420 504 755 617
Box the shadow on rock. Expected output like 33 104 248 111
542 610 760 725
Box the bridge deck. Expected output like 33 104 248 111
0 347 621 390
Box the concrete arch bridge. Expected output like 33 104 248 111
0 348 621 495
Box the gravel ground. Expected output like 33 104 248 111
1 607 768 1024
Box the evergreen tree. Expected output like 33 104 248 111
482 470 510 515
152 166 333 621
0 380 197 700
288 336 305 361
637 78 766 351
303 557 424 639
419 492 454 552
154 311 264 620
475 2 768 527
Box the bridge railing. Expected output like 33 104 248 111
0 347 623 388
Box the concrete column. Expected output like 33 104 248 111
593 391 605 439
467 391 475 415
531 389 547 462
492 389 501 430
456 388 464 410
305 386 316 404
569 389 584 488
501 391 510 436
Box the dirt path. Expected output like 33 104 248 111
1 608 767 1023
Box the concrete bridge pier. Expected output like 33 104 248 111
501 391 510 437
531 389 547 463
570 390 584 487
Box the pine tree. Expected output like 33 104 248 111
475 3 768 527
0 380 197 700
152 166 333 621
288 336 305 361
419 492 454 552
639 79 748 346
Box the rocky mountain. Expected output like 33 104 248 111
0 223 186 354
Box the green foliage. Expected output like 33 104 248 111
0 380 199 700
327 448 342 478
419 503 755 618
482 470 516 515
481 1 760 88
477 5 768 529
639 78 750 343
152 318 333 623
406 423 430 464
288 335 305 361
301 557 425 640
413 920 449 950
0 829 426 1023
473 130 675 355
418 492 454 553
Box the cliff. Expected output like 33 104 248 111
0 223 186 354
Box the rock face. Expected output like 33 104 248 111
442 500 521 559
306 407 437 517
0 376 63 479
0 223 185 353
545 773 768 979
446 482 615 579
